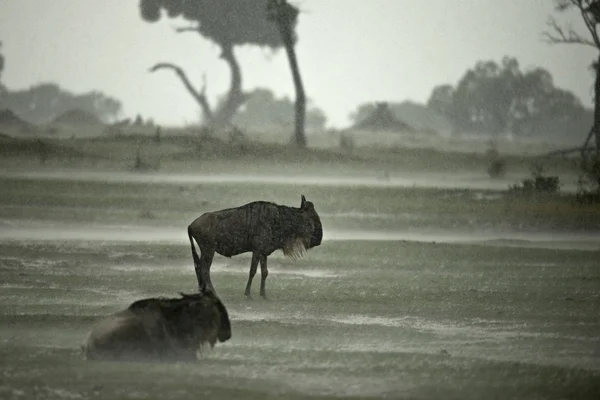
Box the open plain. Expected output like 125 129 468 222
0 135 599 399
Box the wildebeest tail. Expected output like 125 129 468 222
188 225 201 268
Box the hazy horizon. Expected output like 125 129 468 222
0 0 596 128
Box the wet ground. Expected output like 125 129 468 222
0 169 582 192
0 170 599 399
1 220 599 251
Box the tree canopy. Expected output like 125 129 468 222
140 0 283 48
0 83 122 125
427 56 589 139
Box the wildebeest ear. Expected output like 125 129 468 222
301 194 306 208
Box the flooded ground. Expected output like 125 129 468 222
0 169 582 192
0 170 599 399
1 237 599 399
1 220 599 251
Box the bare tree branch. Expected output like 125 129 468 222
576 0 600 47
539 145 595 157
543 16 598 47
149 63 213 123
545 1 600 155
173 22 200 34
174 26 199 34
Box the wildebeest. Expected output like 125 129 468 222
188 195 323 298
83 287 231 361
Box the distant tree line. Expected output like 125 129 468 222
349 101 451 135
231 88 326 132
0 82 122 125
426 56 591 140
0 39 122 126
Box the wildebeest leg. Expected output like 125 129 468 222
197 249 215 292
259 256 269 299
244 253 260 298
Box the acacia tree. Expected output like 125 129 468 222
267 0 306 147
139 0 284 130
544 0 600 158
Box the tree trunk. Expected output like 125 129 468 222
212 42 246 130
581 55 600 166
266 0 305 147
281 32 306 148
593 55 600 153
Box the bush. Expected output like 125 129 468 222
485 144 506 178
509 164 560 195
132 147 160 171
339 133 355 153
487 159 507 178
138 210 156 219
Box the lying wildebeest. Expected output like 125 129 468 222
83 287 231 361
188 195 323 298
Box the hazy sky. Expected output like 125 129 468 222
0 0 596 128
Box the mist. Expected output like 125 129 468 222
0 1 599 399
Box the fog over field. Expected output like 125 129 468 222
1 1 600 399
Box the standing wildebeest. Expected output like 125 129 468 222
83 287 231 361
188 195 323 298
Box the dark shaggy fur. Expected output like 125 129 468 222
188 195 323 298
83 288 231 362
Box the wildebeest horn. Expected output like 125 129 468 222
301 194 306 208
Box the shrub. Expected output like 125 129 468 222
339 132 355 153
487 159 507 178
132 147 160 171
485 144 506 178
508 164 560 195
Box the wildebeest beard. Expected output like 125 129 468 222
267 202 321 259
188 194 323 298
83 289 231 362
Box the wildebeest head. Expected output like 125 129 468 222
300 194 323 249
180 285 232 344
